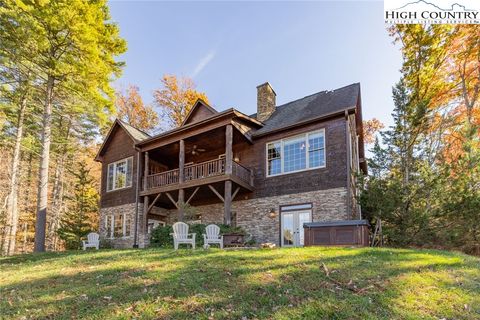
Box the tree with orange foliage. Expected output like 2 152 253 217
363 118 385 144
153 75 209 129
115 85 159 132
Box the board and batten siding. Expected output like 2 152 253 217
100 127 139 208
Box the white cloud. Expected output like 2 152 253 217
191 50 216 78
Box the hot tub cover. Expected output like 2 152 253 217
303 219 369 228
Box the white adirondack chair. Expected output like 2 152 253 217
203 224 223 249
171 222 196 250
82 232 99 250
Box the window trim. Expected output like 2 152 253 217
265 129 326 177
105 213 131 239
106 156 133 192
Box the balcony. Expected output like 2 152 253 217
141 158 254 195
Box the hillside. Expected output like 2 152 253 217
1 247 479 319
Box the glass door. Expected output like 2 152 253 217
281 212 295 247
281 210 312 247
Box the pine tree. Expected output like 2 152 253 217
57 161 99 250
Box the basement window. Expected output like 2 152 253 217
107 157 133 191
266 129 326 177
105 213 131 239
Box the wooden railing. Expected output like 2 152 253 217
184 158 225 181
232 161 252 185
145 168 179 189
143 158 253 190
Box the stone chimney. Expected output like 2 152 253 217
256 82 276 122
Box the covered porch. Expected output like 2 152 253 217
138 120 257 226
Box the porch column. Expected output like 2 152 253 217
142 195 149 247
178 139 185 221
224 125 233 225
224 180 232 225
143 151 149 190
225 124 233 174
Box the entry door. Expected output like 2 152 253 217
281 210 312 247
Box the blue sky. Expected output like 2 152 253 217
108 1 402 129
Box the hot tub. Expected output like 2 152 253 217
303 220 369 246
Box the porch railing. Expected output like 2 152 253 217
145 168 179 189
232 161 252 185
184 158 225 181
143 158 253 191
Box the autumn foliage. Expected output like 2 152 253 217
363 118 384 144
115 85 159 132
153 75 209 129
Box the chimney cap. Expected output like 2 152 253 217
256 82 276 96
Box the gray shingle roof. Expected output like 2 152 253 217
253 83 360 136
118 120 150 142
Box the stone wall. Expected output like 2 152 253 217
166 187 348 246
100 187 348 248
99 202 149 249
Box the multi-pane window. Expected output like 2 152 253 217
266 130 325 176
105 214 130 238
107 157 133 191
308 131 325 168
267 142 282 175
284 136 307 173
114 214 124 238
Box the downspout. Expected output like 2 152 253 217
345 111 352 219
133 151 141 248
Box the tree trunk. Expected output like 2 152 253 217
34 75 54 252
3 93 28 256
47 119 71 251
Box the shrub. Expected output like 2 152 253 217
149 223 250 247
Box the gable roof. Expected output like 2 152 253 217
94 119 150 161
120 120 150 142
253 83 360 137
181 99 218 126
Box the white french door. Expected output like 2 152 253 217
281 210 312 247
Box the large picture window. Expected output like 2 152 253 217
107 157 133 191
266 129 325 176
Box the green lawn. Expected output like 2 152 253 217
1 247 479 319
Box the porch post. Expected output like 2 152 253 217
143 151 149 190
178 139 185 221
224 180 232 225
225 124 233 174
142 195 149 247
224 125 233 225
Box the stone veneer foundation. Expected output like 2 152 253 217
99 187 348 248
99 202 148 249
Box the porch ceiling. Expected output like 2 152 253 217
148 126 249 168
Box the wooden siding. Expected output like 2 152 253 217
100 127 139 208
99 115 349 208
242 115 348 199
184 104 216 125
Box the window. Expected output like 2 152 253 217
267 142 282 175
107 157 133 191
266 130 325 176
105 214 130 238
284 136 307 173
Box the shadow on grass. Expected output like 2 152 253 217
1 247 479 319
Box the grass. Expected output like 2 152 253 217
0 247 479 319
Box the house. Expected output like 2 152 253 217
94 82 367 248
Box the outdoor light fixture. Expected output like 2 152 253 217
268 208 277 218
234 156 240 162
